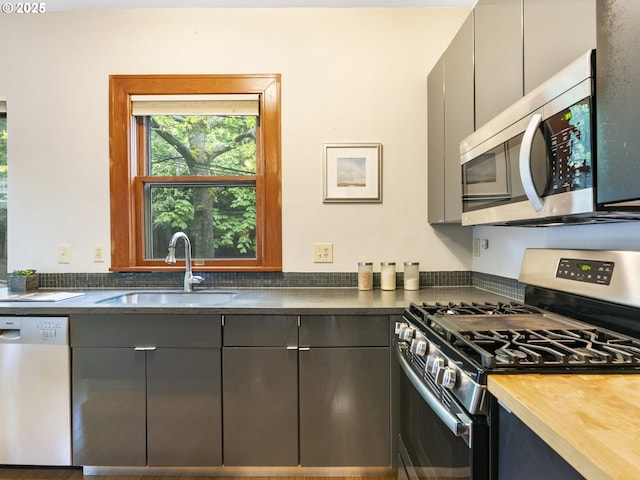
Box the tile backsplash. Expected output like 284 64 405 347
37 270 523 300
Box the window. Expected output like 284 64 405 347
109 75 282 272
0 99 6 285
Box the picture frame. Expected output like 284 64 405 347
323 143 382 203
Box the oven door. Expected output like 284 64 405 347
396 343 490 480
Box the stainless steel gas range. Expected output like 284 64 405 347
395 249 640 480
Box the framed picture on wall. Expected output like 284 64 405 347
322 143 382 203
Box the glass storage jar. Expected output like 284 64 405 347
380 262 396 291
403 261 420 290
357 262 374 291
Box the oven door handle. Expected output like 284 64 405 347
395 344 472 446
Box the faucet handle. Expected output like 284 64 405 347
190 275 205 285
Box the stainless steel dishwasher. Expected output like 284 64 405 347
0 316 72 465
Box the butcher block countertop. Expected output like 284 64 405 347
488 374 640 480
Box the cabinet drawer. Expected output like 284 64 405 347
70 314 221 348
224 315 298 347
300 315 389 347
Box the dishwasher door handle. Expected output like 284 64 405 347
134 346 157 351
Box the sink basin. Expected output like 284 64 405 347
98 291 237 306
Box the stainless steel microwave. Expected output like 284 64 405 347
460 50 597 226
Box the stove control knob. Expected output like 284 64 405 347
439 366 457 389
410 337 427 356
426 355 444 375
400 326 415 341
394 322 406 335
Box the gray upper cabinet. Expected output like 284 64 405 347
427 13 474 224
596 0 640 206
474 0 523 129
427 56 445 224
474 0 596 124
523 0 596 94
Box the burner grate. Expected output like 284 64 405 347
452 328 640 369
421 301 540 316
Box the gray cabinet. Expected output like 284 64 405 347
474 0 596 127
474 0 523 128
523 0 596 94
222 314 298 466
71 314 222 467
299 314 391 466
427 13 474 224
596 0 640 206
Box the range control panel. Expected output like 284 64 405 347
556 257 614 285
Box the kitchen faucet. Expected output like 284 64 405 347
165 232 204 292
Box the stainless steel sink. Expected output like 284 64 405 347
98 291 237 306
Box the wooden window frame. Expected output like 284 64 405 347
109 74 282 272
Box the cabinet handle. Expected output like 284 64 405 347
286 346 298 350
299 347 310 351
134 346 157 351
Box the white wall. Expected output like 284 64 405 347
473 222 640 279
0 7 473 274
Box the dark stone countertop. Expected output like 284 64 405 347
0 286 515 315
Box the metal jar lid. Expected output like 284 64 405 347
404 261 419 266
358 261 373 266
381 261 396 266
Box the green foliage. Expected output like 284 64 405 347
12 269 36 276
0 115 6 170
147 114 258 259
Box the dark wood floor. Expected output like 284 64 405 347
0 468 395 480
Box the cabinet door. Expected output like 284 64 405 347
596 0 640 206
427 13 473 224
223 347 298 465
299 347 390 466
523 0 596 93
146 348 222 466
72 348 146 466
427 55 445 224
474 0 523 127
442 13 474 223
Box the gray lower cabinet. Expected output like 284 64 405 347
71 314 222 467
299 314 391 467
223 313 391 468
222 314 298 466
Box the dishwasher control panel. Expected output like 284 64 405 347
0 317 69 345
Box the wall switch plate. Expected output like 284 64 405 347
58 244 72 264
313 243 333 263
94 245 106 262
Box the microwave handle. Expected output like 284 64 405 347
519 113 544 212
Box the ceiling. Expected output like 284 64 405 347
45 0 476 11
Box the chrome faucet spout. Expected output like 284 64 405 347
165 232 204 292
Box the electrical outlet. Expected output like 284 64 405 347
58 244 72 264
313 243 333 263
94 245 106 262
